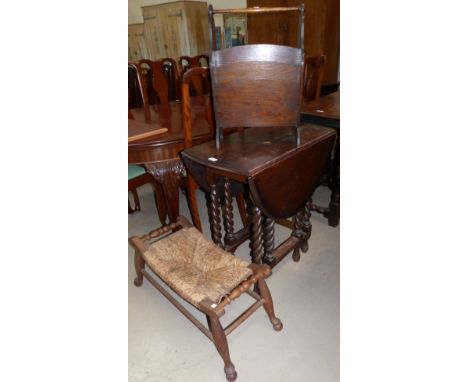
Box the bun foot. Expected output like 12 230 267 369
224 363 237 381
292 248 301 262
134 276 143 287
272 318 283 331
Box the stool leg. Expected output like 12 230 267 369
208 315 237 382
257 278 283 331
133 250 145 287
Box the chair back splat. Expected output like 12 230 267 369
207 5 305 145
139 58 180 104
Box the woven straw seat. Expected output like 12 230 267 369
131 216 283 382
143 227 253 308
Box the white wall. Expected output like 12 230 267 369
128 0 247 24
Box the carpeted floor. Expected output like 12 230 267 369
128 184 339 382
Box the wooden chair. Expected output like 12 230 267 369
128 62 152 124
129 59 182 124
129 216 283 382
128 165 167 224
128 63 143 110
139 58 180 104
179 55 210 95
179 54 209 72
129 59 214 231
166 66 216 231
303 54 326 102
181 67 249 229
128 67 165 220
128 165 146 214
128 63 169 224
208 6 305 146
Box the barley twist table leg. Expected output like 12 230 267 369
249 205 263 264
210 183 223 248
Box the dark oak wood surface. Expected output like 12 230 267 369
246 0 340 86
210 44 303 132
182 124 336 219
182 124 336 267
183 124 333 179
301 90 340 120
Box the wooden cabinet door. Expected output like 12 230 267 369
142 7 165 60
128 24 149 62
139 1 210 60
158 3 188 59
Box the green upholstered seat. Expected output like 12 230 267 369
129 165 146 180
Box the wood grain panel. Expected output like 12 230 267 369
184 2 210 56
247 0 339 84
140 1 210 61
128 23 149 62
142 6 164 59
210 45 303 129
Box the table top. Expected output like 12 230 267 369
182 124 335 179
128 119 168 143
182 124 337 219
128 97 211 148
300 90 340 120
128 96 213 164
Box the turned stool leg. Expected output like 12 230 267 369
133 250 145 287
208 315 237 382
257 278 283 331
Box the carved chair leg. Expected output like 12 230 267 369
207 315 237 382
129 189 141 214
257 278 283 331
133 250 145 287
